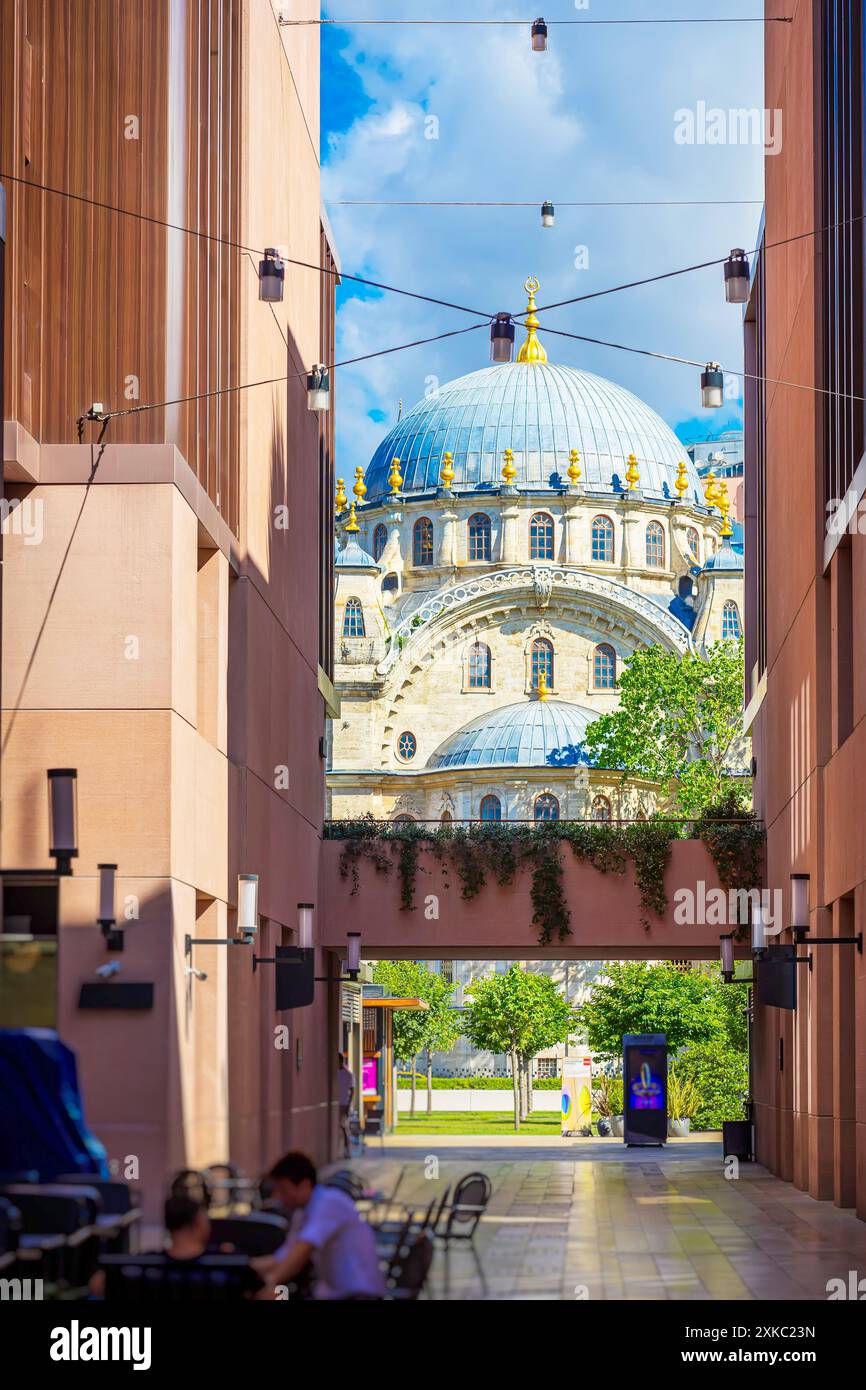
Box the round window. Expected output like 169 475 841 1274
397 731 417 762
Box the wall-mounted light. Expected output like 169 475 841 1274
306 364 330 412
790 873 809 936
490 313 516 363
540 199 555 228
724 248 750 304
700 363 724 409
258 247 285 302
531 17 548 51
97 862 124 951
751 902 767 953
48 769 78 875
719 933 735 983
237 874 259 941
298 902 314 951
345 931 361 981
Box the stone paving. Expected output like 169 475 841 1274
349 1135 866 1301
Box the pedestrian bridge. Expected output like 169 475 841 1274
319 827 755 961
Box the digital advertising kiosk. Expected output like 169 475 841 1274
622 1033 668 1146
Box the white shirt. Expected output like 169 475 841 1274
280 1186 385 1300
338 1065 354 1109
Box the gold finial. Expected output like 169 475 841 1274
501 447 517 487
353 466 367 502
674 459 689 499
567 448 582 485
516 275 548 364
440 451 455 489
717 479 733 537
344 502 360 534
703 468 718 507
335 477 347 513
625 452 640 491
536 670 549 701
388 457 403 495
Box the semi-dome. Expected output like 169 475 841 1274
427 697 599 770
364 362 702 505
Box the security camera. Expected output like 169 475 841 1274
96 961 121 979
185 965 207 982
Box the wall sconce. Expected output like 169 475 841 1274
48 769 78 875
719 932 735 983
790 871 862 953
184 872 258 961
298 902 314 950
345 931 361 981
97 862 124 951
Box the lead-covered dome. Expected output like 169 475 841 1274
365 361 701 505
427 697 598 770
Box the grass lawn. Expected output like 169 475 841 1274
393 1110 562 1136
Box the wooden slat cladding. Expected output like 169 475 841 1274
1 0 241 534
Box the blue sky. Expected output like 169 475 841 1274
321 1 764 467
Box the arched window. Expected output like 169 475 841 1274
393 814 415 824
468 641 492 689
591 515 614 563
531 637 554 690
413 516 434 566
592 794 612 822
529 512 554 561
480 794 502 822
593 643 616 690
382 573 398 594
342 597 365 638
722 600 742 639
534 793 560 822
686 526 700 562
440 810 453 826
396 731 417 762
373 523 388 561
468 512 492 562
646 520 665 568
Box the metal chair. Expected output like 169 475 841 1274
324 1169 366 1203
433 1171 491 1296
55 1176 141 1252
100 1252 262 1302
1 1183 103 1289
207 1212 288 1257
387 1231 434 1300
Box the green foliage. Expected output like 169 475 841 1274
697 792 765 903
575 961 727 1061
671 1045 748 1130
462 965 577 1060
371 960 460 1063
667 1070 702 1122
581 640 749 817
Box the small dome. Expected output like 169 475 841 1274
335 539 379 570
427 697 599 770
703 539 743 572
364 361 701 504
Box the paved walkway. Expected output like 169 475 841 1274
349 1135 866 1300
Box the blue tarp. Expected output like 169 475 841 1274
0 1028 108 1180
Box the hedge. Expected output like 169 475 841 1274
396 1075 562 1091
671 1045 748 1130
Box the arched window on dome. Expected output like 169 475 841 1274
373 523 388 561
413 516 434 566
530 512 554 561
534 793 560 822
722 600 741 639
591 515 614 563
531 637 554 691
685 526 701 563
468 641 492 689
592 795 612 822
342 597 365 638
593 643 616 690
646 520 665 568
480 794 502 822
468 512 492 562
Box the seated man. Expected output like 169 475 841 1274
258 1151 386 1300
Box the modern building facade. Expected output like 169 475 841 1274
746 0 866 1220
1 0 341 1214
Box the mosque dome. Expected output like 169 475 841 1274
363 283 701 506
335 538 379 569
427 697 599 770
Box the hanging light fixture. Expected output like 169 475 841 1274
297 902 314 951
540 199 555 228
345 931 361 980
700 362 724 409
490 313 516 363
306 364 330 412
237 873 259 941
723 248 750 304
258 247 285 303
531 17 548 51
719 933 735 984
47 769 78 875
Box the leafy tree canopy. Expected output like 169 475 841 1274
581 639 749 817
575 961 729 1060
371 960 461 1061
463 965 577 1060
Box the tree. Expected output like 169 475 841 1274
575 961 726 1061
581 639 749 816
463 966 577 1130
371 961 461 1116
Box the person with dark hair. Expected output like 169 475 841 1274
256 1151 385 1300
164 1195 211 1260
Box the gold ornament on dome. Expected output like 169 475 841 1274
353 466 367 502
344 502 360 534
335 477 347 513
717 480 733 537
388 457 403 494
516 276 548 364
567 449 582 485
625 453 640 491
703 469 718 507
440 451 455 489
501 447 517 487
674 459 689 498
536 670 550 702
